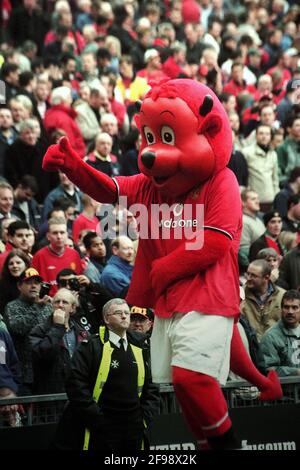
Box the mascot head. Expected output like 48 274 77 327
134 79 232 198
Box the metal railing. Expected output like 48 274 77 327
1 377 300 428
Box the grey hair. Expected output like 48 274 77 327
53 288 79 308
19 118 37 133
102 298 127 319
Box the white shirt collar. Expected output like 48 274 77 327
109 330 128 351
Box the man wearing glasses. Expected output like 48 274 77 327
54 298 159 451
241 259 285 341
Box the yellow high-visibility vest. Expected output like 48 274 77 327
83 326 145 450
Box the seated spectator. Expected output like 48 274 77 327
29 288 89 394
82 231 106 284
241 259 285 341
56 268 112 334
249 210 284 262
3 268 52 394
101 236 134 297
136 49 167 83
32 217 83 296
258 290 300 377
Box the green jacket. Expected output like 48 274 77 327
276 137 300 183
258 320 300 376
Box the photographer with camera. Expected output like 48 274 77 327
29 288 89 394
56 268 113 334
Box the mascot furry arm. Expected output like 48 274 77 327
43 79 282 401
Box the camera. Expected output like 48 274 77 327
68 277 81 292
39 282 51 298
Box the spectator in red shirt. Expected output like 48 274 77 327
162 41 190 79
136 49 168 84
223 62 256 98
72 194 100 244
32 217 83 295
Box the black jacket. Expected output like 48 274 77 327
29 316 89 394
53 329 159 450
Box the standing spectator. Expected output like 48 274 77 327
12 175 41 231
7 0 49 54
101 236 134 297
249 210 284 262
0 220 32 274
241 259 285 342
0 108 18 176
277 115 300 183
44 87 86 159
0 64 20 102
82 231 106 284
56 268 112 334
0 249 31 315
273 167 300 218
239 189 265 271
129 306 153 336
42 171 83 222
32 217 83 296
84 132 120 178
0 328 21 427
242 124 279 213
72 194 100 244
29 288 89 394
0 181 14 220
54 298 159 450
3 267 52 393
282 195 300 234
4 119 56 202
258 290 300 377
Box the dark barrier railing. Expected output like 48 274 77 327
1 377 300 428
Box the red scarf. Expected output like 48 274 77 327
265 235 281 255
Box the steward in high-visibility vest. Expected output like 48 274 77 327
53 325 160 451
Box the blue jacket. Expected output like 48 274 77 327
101 255 133 297
0 328 20 393
42 185 83 221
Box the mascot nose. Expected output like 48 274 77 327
141 151 156 169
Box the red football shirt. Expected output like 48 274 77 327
32 246 83 296
72 213 100 244
114 168 242 318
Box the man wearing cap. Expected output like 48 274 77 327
249 210 284 262
130 306 153 336
3 268 52 393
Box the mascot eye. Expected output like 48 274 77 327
144 126 156 145
161 126 175 145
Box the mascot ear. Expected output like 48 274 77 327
199 114 222 138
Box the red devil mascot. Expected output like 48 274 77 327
43 79 282 450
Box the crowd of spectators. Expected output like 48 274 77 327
1 0 300 428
